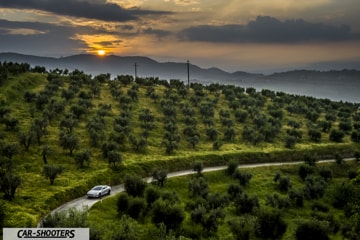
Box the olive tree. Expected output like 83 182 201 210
42 164 63 185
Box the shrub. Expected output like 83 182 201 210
348 170 357 179
233 169 253 186
329 129 344 142
234 193 259 214
254 208 287 239
278 176 292 192
117 192 130 214
319 167 333 181
124 174 147 197
311 202 329 212
151 199 185 231
145 186 161 207
289 189 304 207
298 165 314 181
228 217 253 240
303 175 327 199
295 221 329 240
188 177 209 198
331 182 357 209
227 183 243 200
127 197 146 219
192 161 203 175
226 160 238 176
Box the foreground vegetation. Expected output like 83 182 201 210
0 62 359 235
44 160 360 239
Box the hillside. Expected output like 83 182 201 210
0 62 359 229
1 52 360 102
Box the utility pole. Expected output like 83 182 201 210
187 60 190 89
134 62 138 81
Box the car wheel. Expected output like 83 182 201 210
108 190 111 195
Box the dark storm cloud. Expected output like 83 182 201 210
0 0 169 22
142 27 171 38
0 19 86 55
178 16 359 43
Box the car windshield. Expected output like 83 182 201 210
92 186 102 190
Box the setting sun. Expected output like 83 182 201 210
97 50 106 56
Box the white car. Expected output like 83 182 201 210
87 185 111 198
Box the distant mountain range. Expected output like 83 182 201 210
1 52 359 103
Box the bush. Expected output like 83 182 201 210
40 207 88 227
233 169 253 186
311 202 329 212
278 176 292 192
228 217 252 240
234 193 259 214
151 199 185 231
227 183 243 200
145 186 161 207
329 129 344 142
188 177 209 198
303 175 327 199
254 208 287 239
348 170 357 179
298 165 314 181
124 174 147 197
331 182 357 209
296 221 329 240
226 160 238 176
117 192 130 214
289 189 304 207
192 161 203 175
319 167 333 181
127 197 146 219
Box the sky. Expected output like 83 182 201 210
0 0 359 73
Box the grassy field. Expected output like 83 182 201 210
0 67 359 233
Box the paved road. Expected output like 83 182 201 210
49 158 354 214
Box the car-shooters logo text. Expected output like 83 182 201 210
3 228 89 240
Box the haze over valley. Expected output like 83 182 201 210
1 52 359 103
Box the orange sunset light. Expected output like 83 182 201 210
97 49 106 56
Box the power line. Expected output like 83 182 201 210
187 60 190 88
134 62 138 80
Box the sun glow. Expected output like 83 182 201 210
97 50 106 56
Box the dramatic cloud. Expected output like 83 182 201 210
142 27 171 38
178 16 358 43
0 0 169 22
0 19 89 55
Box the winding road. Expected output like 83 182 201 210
48 158 355 216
